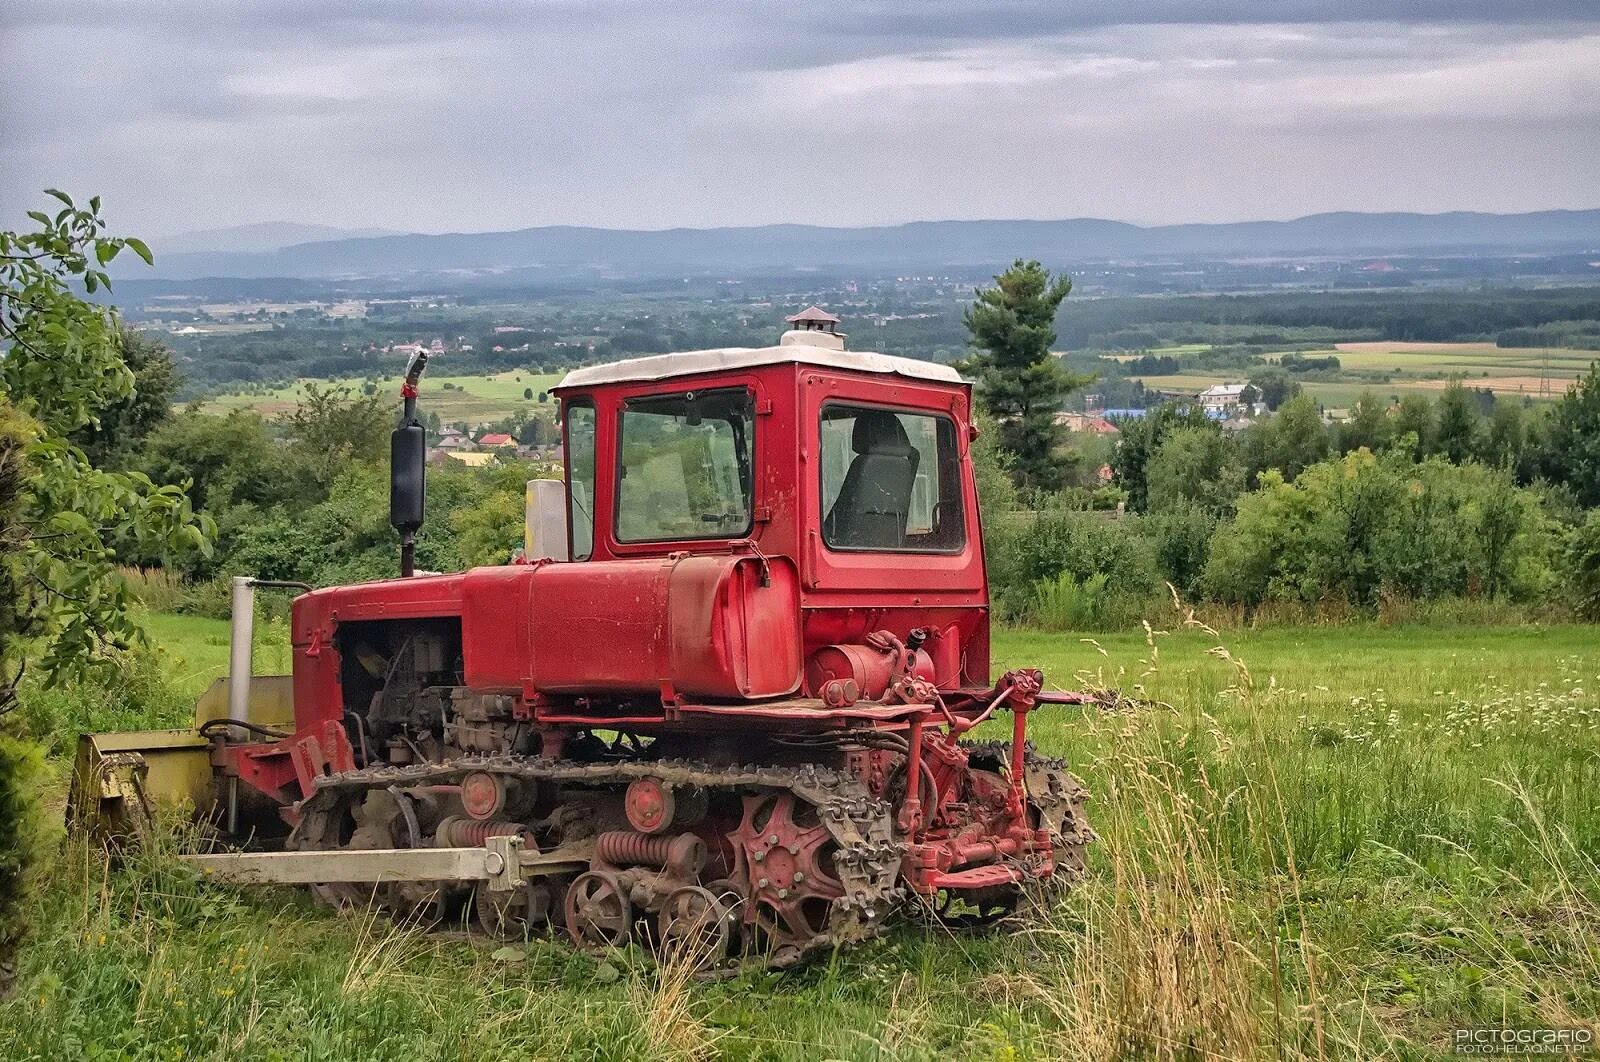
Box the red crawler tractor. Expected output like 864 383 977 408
71 310 1095 970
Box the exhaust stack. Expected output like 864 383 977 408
391 351 430 576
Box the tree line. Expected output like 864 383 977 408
963 261 1600 628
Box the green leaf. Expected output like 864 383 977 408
490 946 526 963
95 241 118 265
26 211 50 227
124 237 153 265
44 188 74 207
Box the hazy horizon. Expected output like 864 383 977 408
4 2 1597 236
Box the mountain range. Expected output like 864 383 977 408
131 209 1600 282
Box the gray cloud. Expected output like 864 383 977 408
2 1 1596 238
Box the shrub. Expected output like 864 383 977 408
1570 510 1600 621
988 501 1161 623
1205 450 1558 609
14 643 191 757
1146 501 1220 599
1030 571 1110 630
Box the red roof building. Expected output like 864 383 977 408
477 433 515 448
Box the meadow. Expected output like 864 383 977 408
2 613 1596 1059
202 370 567 425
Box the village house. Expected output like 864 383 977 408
1198 383 1252 415
1054 411 1120 435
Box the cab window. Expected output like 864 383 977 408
564 400 596 560
616 388 754 542
820 404 964 552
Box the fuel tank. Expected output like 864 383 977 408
294 555 803 705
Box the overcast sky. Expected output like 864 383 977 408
3 1 1597 238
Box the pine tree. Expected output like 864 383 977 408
959 260 1088 491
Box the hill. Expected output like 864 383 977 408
132 209 1600 281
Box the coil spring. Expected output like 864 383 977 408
437 816 526 847
595 830 676 866
595 830 705 876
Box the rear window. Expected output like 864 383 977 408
820 404 965 552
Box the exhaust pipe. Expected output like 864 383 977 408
226 577 312 735
391 351 430 577
228 576 256 727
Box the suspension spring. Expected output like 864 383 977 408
435 816 527 847
594 830 705 876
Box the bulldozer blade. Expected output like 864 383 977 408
67 729 216 845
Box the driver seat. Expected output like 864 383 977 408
824 411 920 549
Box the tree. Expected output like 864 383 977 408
1248 367 1299 411
1570 510 1600 621
69 328 179 468
523 387 533 400
1542 363 1600 506
1270 393 1330 480
1240 392 1328 483
0 191 210 965
959 260 1089 491
279 382 389 489
1337 392 1393 455
1433 381 1481 464
0 192 210 685
1392 394 1434 456
1145 425 1244 513
1112 403 1214 512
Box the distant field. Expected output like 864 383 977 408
1330 341 1594 377
201 370 567 424
1125 340 1595 405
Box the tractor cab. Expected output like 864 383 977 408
540 309 991 689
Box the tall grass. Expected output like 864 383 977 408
2 611 1596 1058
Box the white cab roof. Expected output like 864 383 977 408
556 344 965 389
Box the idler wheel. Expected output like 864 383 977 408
657 885 734 970
475 883 529 938
460 771 507 820
624 778 676 834
565 870 633 950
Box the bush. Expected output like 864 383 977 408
1146 501 1219 599
1569 511 1600 621
988 501 1162 623
14 644 191 757
0 720 42 976
1205 450 1558 609
1030 572 1110 630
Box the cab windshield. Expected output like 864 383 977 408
616 388 754 542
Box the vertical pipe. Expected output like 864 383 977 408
900 715 926 841
1008 704 1029 819
228 576 255 726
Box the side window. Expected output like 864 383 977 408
616 388 754 542
565 400 596 560
820 404 965 552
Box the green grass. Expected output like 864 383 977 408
4 616 1597 1058
202 370 567 425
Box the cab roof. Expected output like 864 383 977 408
555 344 965 390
